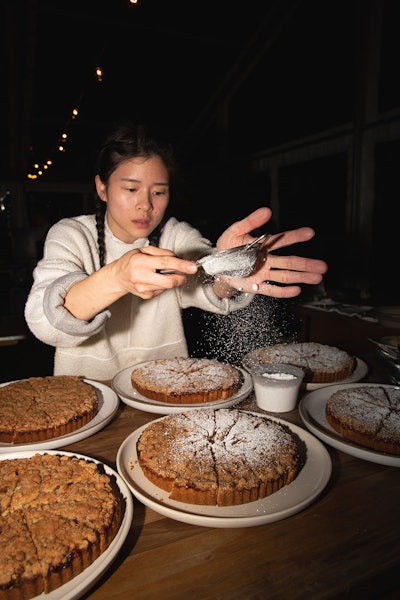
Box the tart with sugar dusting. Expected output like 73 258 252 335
131 357 243 404
243 342 356 384
136 408 301 506
325 385 400 455
0 376 99 444
0 452 125 600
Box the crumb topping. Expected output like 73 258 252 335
0 453 125 596
0 376 99 443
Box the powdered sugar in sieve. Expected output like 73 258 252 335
197 233 271 277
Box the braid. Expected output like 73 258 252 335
95 195 106 267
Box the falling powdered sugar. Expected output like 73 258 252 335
188 295 300 365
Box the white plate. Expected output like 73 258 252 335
116 411 331 528
305 357 368 390
112 364 253 414
0 380 119 453
299 383 400 467
0 449 134 600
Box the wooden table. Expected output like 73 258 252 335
60 329 400 600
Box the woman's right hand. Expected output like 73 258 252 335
64 246 198 321
112 246 199 299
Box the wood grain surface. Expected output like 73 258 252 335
62 314 400 600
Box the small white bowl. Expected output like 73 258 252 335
250 363 305 413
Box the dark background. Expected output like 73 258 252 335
2 0 399 252
1 0 281 179
1 0 400 379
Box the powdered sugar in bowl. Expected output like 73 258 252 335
251 363 305 413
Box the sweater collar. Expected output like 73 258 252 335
104 219 149 261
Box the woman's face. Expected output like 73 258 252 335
95 155 170 243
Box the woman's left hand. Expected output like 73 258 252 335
215 207 328 298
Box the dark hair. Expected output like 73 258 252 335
95 121 178 266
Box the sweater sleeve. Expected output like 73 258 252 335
43 273 110 336
25 216 110 347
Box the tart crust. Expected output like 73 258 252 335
0 453 125 600
325 385 400 455
131 357 242 404
136 408 301 506
244 342 356 384
0 376 99 443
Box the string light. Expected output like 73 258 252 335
27 1 139 179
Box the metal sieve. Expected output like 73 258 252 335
196 233 271 277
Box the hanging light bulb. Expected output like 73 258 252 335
0 188 10 211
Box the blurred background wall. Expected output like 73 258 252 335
1 0 399 321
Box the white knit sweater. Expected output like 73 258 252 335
25 215 253 380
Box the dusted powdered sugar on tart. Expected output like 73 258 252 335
136 408 301 506
131 357 242 404
325 385 400 455
244 342 356 383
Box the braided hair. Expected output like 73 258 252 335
94 121 178 267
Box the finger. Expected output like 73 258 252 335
267 270 324 286
226 207 272 238
257 282 303 299
131 270 189 295
226 278 304 298
134 250 198 275
225 268 324 295
138 246 176 258
267 227 316 250
132 280 183 299
266 253 328 275
155 260 198 275
132 288 161 300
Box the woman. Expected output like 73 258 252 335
25 121 327 380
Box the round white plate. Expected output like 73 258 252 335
0 449 134 600
0 380 119 453
299 382 400 467
112 364 253 414
116 411 332 528
304 357 368 390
